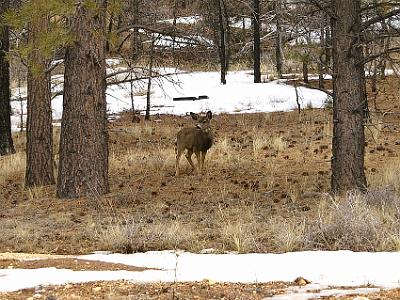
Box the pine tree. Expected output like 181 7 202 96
0 0 15 156
252 0 261 83
6 0 74 186
25 16 55 187
57 0 109 198
331 0 367 192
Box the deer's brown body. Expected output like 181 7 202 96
175 111 213 176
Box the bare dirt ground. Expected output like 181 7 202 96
2 280 291 300
1 77 400 298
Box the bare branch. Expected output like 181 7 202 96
361 8 400 31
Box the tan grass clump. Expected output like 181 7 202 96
252 130 287 157
0 220 40 253
0 152 25 184
217 204 262 253
368 159 400 193
270 217 306 252
96 218 141 253
96 217 201 253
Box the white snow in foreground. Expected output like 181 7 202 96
269 286 381 300
1 250 400 297
10 69 329 132
0 268 175 293
79 250 400 287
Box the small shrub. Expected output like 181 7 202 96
217 205 262 253
96 218 142 253
0 152 25 184
220 221 253 252
271 136 287 152
146 220 198 250
252 133 269 158
305 191 400 251
270 218 305 252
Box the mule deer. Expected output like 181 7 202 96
175 111 213 176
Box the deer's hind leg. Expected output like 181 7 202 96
185 149 197 173
175 148 184 176
194 151 200 170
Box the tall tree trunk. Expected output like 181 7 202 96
0 0 15 156
130 0 141 61
217 0 228 84
331 0 367 193
25 18 55 187
172 0 178 65
378 18 389 79
253 0 261 83
145 38 155 121
371 58 377 94
275 0 283 79
318 18 325 89
57 0 109 199
105 12 114 53
302 55 309 84
129 0 140 122
325 14 332 69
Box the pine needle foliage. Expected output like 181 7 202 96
4 0 75 72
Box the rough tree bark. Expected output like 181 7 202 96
275 0 283 79
57 0 109 198
318 17 326 89
253 0 261 83
378 19 389 78
145 37 155 121
0 0 15 156
325 14 332 68
130 0 141 61
217 0 228 84
302 50 309 84
25 17 55 187
130 0 141 122
331 0 367 193
172 0 178 65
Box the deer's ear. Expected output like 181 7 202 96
206 111 212 120
190 112 199 120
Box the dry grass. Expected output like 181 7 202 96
110 147 175 176
211 186 276 253
220 221 252 252
252 132 269 158
0 152 25 184
218 205 258 253
2 84 400 255
95 216 202 253
145 220 200 250
95 217 142 253
270 218 306 252
9 221 40 253
368 159 400 192
27 186 47 201
208 136 243 170
251 129 288 158
305 191 400 251
0 215 70 253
